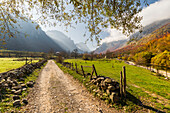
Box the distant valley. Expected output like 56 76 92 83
1 18 169 55
2 20 63 52
1 19 90 53
46 30 90 53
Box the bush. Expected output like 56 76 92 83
127 57 134 61
134 52 154 66
56 56 63 63
151 50 170 69
117 57 122 60
122 56 128 60
82 54 89 60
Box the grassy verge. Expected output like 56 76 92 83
56 63 141 112
61 59 170 112
0 62 47 112
56 62 86 84
65 59 170 99
0 58 40 73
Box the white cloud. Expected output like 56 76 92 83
140 0 170 26
102 0 170 44
101 29 127 44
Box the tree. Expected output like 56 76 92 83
105 50 112 58
122 54 128 60
151 50 170 77
82 53 89 60
72 49 78 59
90 51 94 60
134 51 154 66
151 50 170 67
48 48 55 59
0 0 146 45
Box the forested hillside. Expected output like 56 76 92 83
128 19 170 42
110 23 170 68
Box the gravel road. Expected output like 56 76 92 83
23 60 121 113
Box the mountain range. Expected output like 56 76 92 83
94 18 170 54
2 20 64 52
129 18 170 42
94 39 127 54
2 17 169 54
76 42 91 53
1 19 90 53
111 19 170 55
46 30 90 53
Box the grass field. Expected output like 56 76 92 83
63 59 170 112
0 58 40 73
0 62 47 112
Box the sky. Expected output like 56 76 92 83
100 0 170 45
40 0 170 50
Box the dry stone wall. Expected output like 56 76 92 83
0 59 47 107
61 62 122 104
90 76 120 103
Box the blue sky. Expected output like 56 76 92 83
40 0 170 50
141 0 159 6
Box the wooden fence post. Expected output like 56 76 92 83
25 57 28 65
91 66 94 80
81 65 85 77
120 71 123 98
72 63 74 70
123 66 126 98
31 59 32 64
92 64 98 77
69 63 71 69
75 63 78 73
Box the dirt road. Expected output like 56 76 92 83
23 60 121 113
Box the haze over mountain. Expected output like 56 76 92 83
94 39 127 54
76 42 91 53
112 22 170 56
2 18 91 53
94 18 170 54
129 18 170 41
46 30 91 53
46 30 77 52
2 20 64 52
101 0 170 46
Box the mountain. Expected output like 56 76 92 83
2 20 64 52
76 42 91 53
112 22 170 55
46 30 77 52
128 18 170 42
94 19 170 54
94 39 127 54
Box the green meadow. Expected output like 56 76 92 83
0 58 39 73
0 62 46 112
63 59 170 111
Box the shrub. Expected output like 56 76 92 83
127 56 134 61
134 51 154 66
82 54 89 60
117 57 122 60
56 56 63 63
151 50 170 69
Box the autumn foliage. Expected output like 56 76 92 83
110 23 170 67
